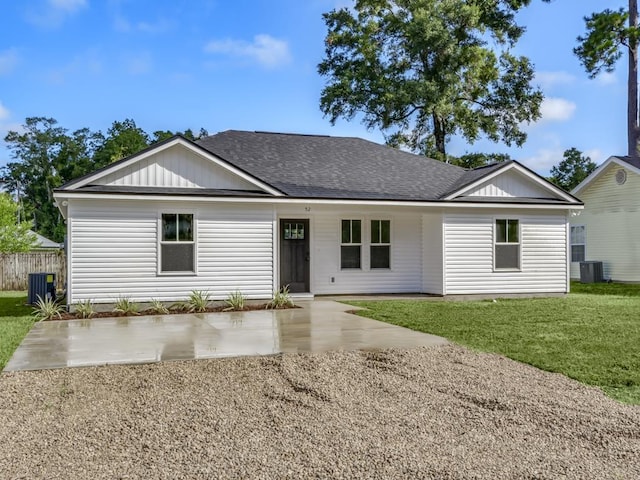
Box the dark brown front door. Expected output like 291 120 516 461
280 219 310 293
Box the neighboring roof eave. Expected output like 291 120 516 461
444 160 581 204
58 135 285 196
572 155 640 195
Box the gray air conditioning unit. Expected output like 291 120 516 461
28 272 56 305
579 261 603 284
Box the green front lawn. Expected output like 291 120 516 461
0 292 35 370
350 283 640 404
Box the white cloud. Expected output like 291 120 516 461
204 34 292 68
595 71 617 86
49 0 87 13
46 50 102 84
584 148 604 164
522 147 565 174
0 49 19 76
539 97 576 123
113 15 171 34
26 0 87 28
124 52 152 75
535 71 575 90
0 101 10 121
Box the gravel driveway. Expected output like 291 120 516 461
1 345 638 479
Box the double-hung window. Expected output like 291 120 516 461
341 219 361 269
570 225 585 263
370 220 391 269
494 219 520 270
160 213 195 273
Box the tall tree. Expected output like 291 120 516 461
575 2 639 157
318 0 543 160
151 127 209 143
549 148 597 192
450 152 511 169
1 118 68 241
0 193 36 253
93 119 150 166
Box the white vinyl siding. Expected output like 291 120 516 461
422 213 443 295
444 212 568 294
98 144 258 190
67 199 273 303
277 206 422 294
570 164 640 281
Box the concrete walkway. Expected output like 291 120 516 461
4 301 447 372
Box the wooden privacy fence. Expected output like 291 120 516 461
0 251 66 291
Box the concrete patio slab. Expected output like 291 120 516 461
4 301 447 372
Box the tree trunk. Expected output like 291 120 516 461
433 114 447 160
629 0 639 157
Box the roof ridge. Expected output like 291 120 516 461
252 130 331 138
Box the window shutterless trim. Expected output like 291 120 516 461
493 218 521 271
340 219 362 270
158 212 197 275
570 224 586 263
370 219 391 269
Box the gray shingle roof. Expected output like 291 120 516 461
614 156 640 170
196 130 469 201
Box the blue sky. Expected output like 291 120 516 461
0 0 629 176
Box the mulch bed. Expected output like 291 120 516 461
50 303 299 321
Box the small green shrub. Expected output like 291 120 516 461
224 290 246 311
113 297 139 316
184 290 211 313
32 295 65 321
74 300 95 319
266 285 294 309
149 299 169 314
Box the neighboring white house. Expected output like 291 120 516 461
53 131 583 305
570 155 640 282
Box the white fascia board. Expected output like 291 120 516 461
572 156 640 195
64 137 283 196
444 162 578 203
53 191 583 210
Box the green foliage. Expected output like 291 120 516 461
266 285 294 309
183 290 211 313
74 300 95 319
92 119 149 165
318 0 543 157
0 193 37 253
152 128 209 143
350 293 640 404
113 297 139 316
224 290 246 312
0 292 35 370
574 8 633 78
32 295 65 321
449 152 511 169
149 299 169 314
548 148 597 192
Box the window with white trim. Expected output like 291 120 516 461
160 213 195 273
370 219 390 269
570 225 585 263
495 219 520 270
341 219 361 269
